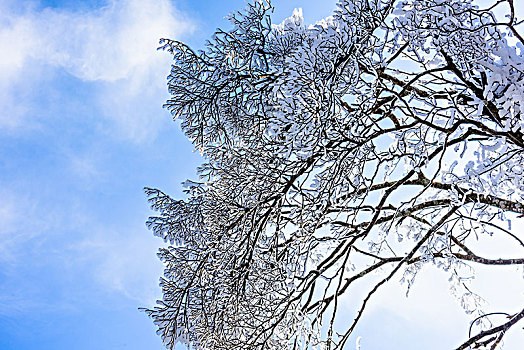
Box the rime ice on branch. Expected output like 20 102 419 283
143 0 524 349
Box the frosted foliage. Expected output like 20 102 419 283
143 1 524 349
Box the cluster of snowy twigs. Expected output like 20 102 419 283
143 0 524 348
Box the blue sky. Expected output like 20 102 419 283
0 0 523 349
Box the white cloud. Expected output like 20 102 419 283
67 149 104 186
70 228 165 305
34 0 191 82
0 184 163 310
0 0 194 140
0 11 34 75
0 189 44 263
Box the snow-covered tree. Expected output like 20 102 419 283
143 0 524 348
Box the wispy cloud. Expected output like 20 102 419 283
70 229 165 305
0 188 46 263
0 184 163 312
0 0 194 140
